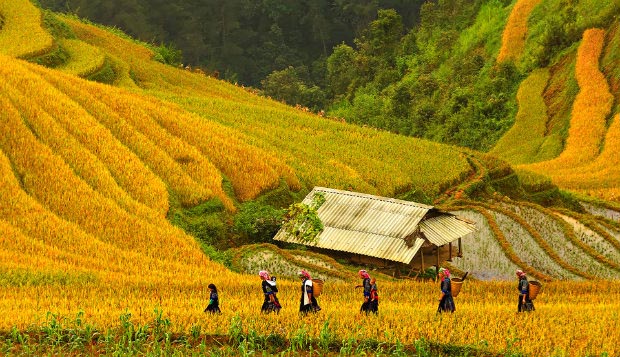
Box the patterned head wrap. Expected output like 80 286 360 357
358 269 370 279
516 269 526 278
258 270 270 280
438 268 450 278
298 269 311 279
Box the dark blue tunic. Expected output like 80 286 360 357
437 277 455 313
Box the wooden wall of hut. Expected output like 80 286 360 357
304 242 460 273
407 244 457 271
349 254 392 268
316 249 393 268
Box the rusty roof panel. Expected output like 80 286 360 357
420 215 477 246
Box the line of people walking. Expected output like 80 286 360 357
257 269 321 315
204 268 535 315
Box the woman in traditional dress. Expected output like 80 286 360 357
299 269 319 314
355 269 372 314
259 270 281 313
437 268 455 313
204 283 221 313
516 269 535 312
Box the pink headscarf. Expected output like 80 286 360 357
358 269 370 279
516 269 526 278
298 269 311 279
439 268 450 278
258 270 270 280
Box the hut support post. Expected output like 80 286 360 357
458 238 463 257
448 242 453 262
436 246 440 275
421 250 425 272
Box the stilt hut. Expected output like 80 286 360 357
273 187 476 275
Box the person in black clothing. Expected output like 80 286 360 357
259 270 281 314
356 269 372 314
299 269 320 315
437 268 455 313
204 283 221 314
516 269 535 312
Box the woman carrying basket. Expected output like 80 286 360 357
437 268 455 313
299 269 320 315
516 270 535 312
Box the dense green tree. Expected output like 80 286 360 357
357 8 402 60
531 4 580 68
326 43 356 98
261 66 326 111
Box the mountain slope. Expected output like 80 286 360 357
1 0 619 288
0 0 473 287
491 0 620 202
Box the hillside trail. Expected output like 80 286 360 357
434 152 486 205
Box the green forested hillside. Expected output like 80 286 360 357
38 0 426 85
324 0 620 151
44 0 620 155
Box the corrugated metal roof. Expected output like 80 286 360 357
273 228 426 264
273 187 476 264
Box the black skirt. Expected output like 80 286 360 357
300 297 320 314
261 296 281 314
204 304 221 313
437 295 455 313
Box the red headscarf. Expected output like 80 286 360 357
298 269 311 279
358 269 370 279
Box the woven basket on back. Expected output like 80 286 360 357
529 281 542 300
451 278 464 298
312 279 324 297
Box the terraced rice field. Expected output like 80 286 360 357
1 1 620 355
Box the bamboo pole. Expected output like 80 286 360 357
421 249 425 272
436 245 440 275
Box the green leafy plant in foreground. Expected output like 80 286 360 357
281 192 326 245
